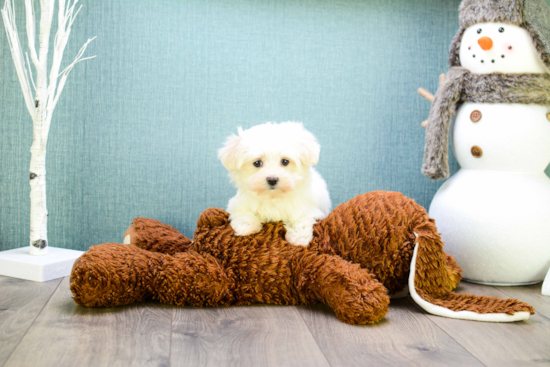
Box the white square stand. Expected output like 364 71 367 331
0 247 84 282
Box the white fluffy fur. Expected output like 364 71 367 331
218 122 331 246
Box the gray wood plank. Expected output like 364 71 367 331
170 305 331 367
4 277 172 367
297 298 484 367
0 275 62 367
495 283 550 320
412 282 550 367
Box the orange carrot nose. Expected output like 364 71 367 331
478 37 493 51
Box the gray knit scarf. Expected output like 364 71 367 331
422 67 550 180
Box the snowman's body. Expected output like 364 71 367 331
428 23 550 284
430 102 550 284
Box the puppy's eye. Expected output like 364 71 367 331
253 160 263 168
281 159 289 166
499 27 505 33
477 28 482 34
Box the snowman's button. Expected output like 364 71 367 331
471 146 483 158
470 110 482 122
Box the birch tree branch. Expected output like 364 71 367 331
25 52 37 92
49 37 96 112
24 0 39 68
1 0 34 116
57 0 65 27
47 0 82 110
44 30 96 140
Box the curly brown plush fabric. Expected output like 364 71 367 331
70 191 534 324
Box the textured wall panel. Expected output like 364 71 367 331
1 0 548 251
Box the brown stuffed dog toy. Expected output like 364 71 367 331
70 191 534 324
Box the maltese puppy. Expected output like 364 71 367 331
218 122 331 246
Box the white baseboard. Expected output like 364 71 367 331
0 246 84 282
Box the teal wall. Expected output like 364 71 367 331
1 0 549 251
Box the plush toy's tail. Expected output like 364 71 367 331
409 226 534 322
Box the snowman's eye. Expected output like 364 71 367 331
499 27 505 33
477 28 482 34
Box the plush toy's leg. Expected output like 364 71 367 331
70 243 234 307
123 217 192 255
313 191 535 322
291 251 390 325
411 224 535 322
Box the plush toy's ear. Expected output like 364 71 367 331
218 129 245 171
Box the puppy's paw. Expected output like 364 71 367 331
233 223 263 236
285 228 313 247
230 216 263 237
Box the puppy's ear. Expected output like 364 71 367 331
218 131 244 171
296 130 320 166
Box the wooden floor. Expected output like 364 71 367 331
1 275 549 367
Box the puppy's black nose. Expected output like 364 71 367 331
267 177 279 186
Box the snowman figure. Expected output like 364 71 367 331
421 0 550 288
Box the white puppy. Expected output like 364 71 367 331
218 122 331 246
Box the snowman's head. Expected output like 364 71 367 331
459 22 548 74
449 0 550 74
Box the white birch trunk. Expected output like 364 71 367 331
29 100 50 255
2 0 95 256
28 0 52 255
29 138 48 255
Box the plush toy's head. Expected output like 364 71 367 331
449 0 550 73
217 122 320 199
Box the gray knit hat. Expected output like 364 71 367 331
449 0 550 68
